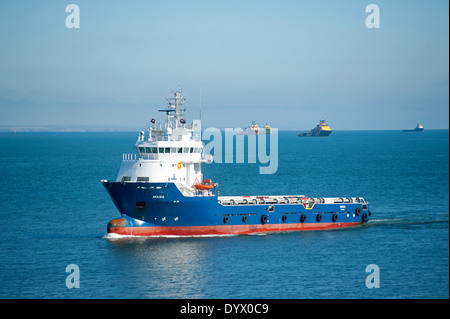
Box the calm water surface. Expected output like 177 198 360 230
0 130 448 298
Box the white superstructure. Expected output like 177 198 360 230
116 89 212 194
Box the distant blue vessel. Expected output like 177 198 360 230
102 89 371 236
403 123 424 132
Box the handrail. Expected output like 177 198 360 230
144 135 202 142
216 195 366 206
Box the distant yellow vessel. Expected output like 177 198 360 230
297 119 332 137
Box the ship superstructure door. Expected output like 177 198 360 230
186 163 191 186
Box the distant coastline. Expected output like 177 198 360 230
0 125 141 132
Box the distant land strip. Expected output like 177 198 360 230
0 125 142 132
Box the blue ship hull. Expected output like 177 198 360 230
297 130 332 137
102 181 370 236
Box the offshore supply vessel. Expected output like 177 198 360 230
102 89 370 236
236 121 260 135
236 121 272 135
297 119 332 137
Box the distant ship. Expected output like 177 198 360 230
237 122 271 135
236 121 259 135
297 119 332 137
403 123 424 132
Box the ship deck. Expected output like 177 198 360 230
217 195 366 206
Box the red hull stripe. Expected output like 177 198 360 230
108 222 362 236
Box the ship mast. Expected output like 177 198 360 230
162 87 186 130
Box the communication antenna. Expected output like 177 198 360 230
200 89 202 122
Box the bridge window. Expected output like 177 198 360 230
190 147 194 153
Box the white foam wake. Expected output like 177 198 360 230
102 232 238 240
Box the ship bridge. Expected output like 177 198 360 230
115 88 212 189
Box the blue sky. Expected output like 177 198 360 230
0 0 448 130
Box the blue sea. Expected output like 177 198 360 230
0 130 448 299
